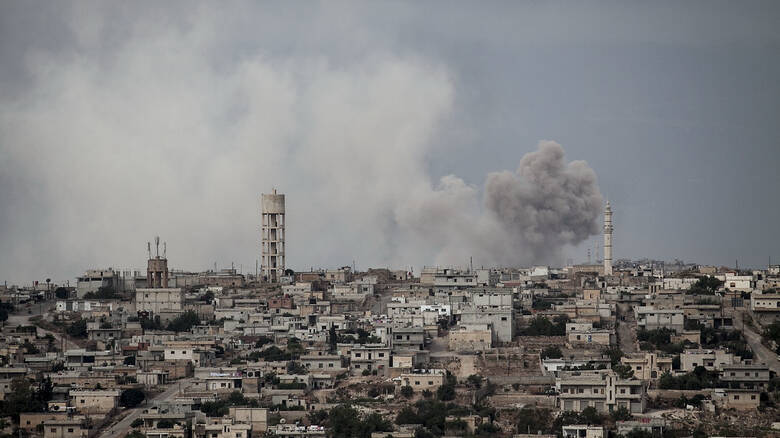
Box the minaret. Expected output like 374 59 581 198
603 201 613 276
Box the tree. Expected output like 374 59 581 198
156 419 175 429
400 385 414 398
515 406 552 435
396 406 419 424
126 431 145 438
604 346 624 366
466 374 483 388
130 419 143 428
612 363 635 379
120 388 146 408
541 345 563 359
66 319 88 338
581 406 604 425
54 287 69 299
166 311 200 332
329 326 338 353
611 406 632 421
689 275 724 294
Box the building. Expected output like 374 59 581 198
603 201 613 276
396 369 446 392
43 419 87 438
68 389 120 414
620 353 673 380
750 291 780 324
460 306 513 343
562 425 604 438
634 306 684 332
680 349 736 372
719 363 771 390
261 189 286 283
448 325 492 352
717 388 761 410
75 269 121 298
136 237 183 315
557 371 647 414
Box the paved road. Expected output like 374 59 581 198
734 311 780 374
99 378 194 438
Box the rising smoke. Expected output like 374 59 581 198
0 5 604 282
483 141 604 264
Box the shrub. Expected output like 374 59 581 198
401 385 414 398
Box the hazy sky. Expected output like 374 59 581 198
1 1 779 284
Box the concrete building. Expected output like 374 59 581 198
460 306 513 343
603 201 613 276
680 349 736 372
136 237 183 315
620 353 673 380
720 363 771 390
75 269 121 298
718 388 761 410
261 189 286 283
68 389 120 414
562 425 604 438
634 306 684 332
448 325 492 352
396 369 446 392
557 371 647 414
43 419 88 438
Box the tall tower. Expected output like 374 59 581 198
261 189 286 283
147 236 169 288
603 201 613 276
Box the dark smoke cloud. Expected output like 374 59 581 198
483 141 603 264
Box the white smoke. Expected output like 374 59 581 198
0 6 603 282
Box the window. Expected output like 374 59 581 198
328 363 333 368
751 395 757 400
68 429 74 433
734 395 740 400
51 429 56 433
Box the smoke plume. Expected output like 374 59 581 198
0 4 603 282
483 141 604 264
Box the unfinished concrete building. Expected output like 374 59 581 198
261 190 285 283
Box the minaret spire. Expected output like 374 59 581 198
604 200 613 275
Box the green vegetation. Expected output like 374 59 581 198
322 405 392 438
436 372 457 401
517 315 568 336
120 388 146 407
689 276 724 295
66 318 88 338
130 419 144 428
637 328 690 354
0 377 52 421
166 311 200 332
400 385 414 398
658 367 721 390
541 345 563 359
396 400 470 436
0 302 13 322
761 320 780 353
83 286 119 299
199 391 258 417
54 287 69 299
700 327 753 359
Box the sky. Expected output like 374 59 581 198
1 1 779 285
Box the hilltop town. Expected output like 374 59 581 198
0 194 778 438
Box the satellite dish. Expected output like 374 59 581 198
279 418 286 424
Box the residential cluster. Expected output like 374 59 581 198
0 197 778 438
